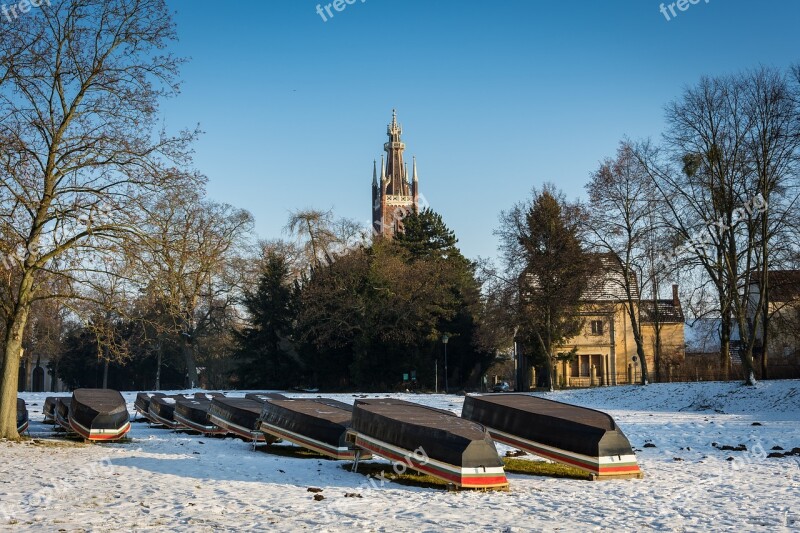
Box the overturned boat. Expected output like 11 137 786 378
148 395 186 429
258 398 367 460
347 399 508 489
208 397 274 443
43 396 61 424
17 399 29 434
174 396 226 434
461 394 642 480
69 388 131 441
54 397 72 431
134 392 166 421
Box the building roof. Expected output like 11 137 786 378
521 253 685 322
582 253 640 302
766 270 800 303
640 300 685 324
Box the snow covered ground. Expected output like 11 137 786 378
3 381 800 532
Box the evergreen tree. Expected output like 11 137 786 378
394 209 459 260
233 253 298 388
498 185 594 391
296 210 497 391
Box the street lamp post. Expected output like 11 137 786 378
442 334 449 394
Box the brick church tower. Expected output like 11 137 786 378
372 110 419 237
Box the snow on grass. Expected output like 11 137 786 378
2 381 799 532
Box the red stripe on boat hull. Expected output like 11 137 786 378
354 437 508 489
491 432 642 477
69 419 130 441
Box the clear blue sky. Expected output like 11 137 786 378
161 0 800 261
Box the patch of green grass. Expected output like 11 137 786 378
341 462 450 489
502 458 590 480
255 443 330 459
341 457 590 490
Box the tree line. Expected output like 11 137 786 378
490 66 800 389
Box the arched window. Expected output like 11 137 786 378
33 366 45 392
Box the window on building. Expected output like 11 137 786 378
590 320 604 335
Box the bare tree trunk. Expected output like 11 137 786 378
0 303 31 439
761 305 770 379
183 335 198 389
155 344 162 391
652 282 663 383
102 360 109 389
760 217 770 380
627 308 650 385
720 308 731 380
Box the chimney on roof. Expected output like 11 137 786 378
672 284 679 307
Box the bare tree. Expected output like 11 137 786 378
129 189 253 388
635 66 800 385
740 67 800 378
586 142 668 384
0 0 196 438
285 209 366 269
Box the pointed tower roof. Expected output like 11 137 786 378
388 108 401 137
383 110 410 196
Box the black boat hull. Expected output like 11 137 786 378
148 395 186 429
348 399 507 489
134 392 166 421
258 398 367 460
208 397 275 443
461 394 642 479
43 396 61 424
69 389 130 441
16 399 28 434
174 398 225 434
54 398 72 431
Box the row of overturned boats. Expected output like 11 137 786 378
132 392 643 489
23 389 642 489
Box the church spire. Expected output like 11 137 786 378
389 108 399 136
372 159 378 187
383 110 408 196
372 110 421 238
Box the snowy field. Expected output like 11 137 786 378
2 381 800 532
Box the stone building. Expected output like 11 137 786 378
748 270 800 376
525 254 686 388
18 353 66 392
